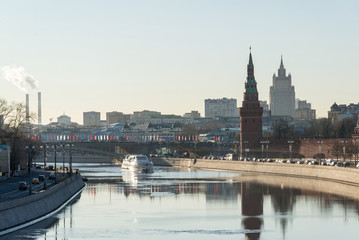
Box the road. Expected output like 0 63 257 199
0 168 66 202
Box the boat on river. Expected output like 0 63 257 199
121 155 154 173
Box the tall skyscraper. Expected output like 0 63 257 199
239 50 263 155
269 56 295 118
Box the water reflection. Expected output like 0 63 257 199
6 167 359 239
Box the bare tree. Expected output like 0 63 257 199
331 139 342 161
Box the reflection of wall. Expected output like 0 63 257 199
241 182 263 240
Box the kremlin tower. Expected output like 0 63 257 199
239 49 263 156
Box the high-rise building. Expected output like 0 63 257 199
269 56 295 118
239 50 263 154
83 111 101 127
205 98 238 118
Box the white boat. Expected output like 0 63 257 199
121 155 154 173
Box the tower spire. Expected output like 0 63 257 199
245 48 257 93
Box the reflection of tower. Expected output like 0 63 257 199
239 49 263 156
241 182 263 240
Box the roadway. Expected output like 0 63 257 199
0 168 65 202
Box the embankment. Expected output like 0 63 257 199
0 174 85 236
151 157 359 186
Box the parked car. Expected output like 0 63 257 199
343 162 350 167
38 175 45 181
18 181 27 190
335 163 343 167
297 160 304 164
32 178 40 184
35 165 42 169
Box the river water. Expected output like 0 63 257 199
5 163 359 240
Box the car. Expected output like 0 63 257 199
35 165 41 169
32 178 40 184
297 160 304 164
38 175 45 181
287 160 295 164
335 163 343 167
49 174 56 179
343 162 350 167
18 181 27 190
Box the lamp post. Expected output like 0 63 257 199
243 141 248 159
342 139 347 163
194 141 197 160
25 145 35 195
288 140 294 161
53 144 57 184
40 145 47 190
260 140 270 161
266 140 270 160
354 139 358 167
317 140 323 165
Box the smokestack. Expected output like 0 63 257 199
26 94 30 125
38 92 42 125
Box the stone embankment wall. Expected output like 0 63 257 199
0 174 85 235
152 157 359 186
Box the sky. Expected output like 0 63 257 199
1 0 358 124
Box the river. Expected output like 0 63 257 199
4 163 359 240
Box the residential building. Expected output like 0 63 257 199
205 98 238 118
328 103 359 123
183 111 201 119
83 111 101 127
269 56 295 118
106 111 130 125
295 100 316 120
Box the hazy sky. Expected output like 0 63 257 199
1 0 358 124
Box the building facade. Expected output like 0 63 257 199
183 111 201 119
328 103 359 123
295 100 316 121
106 111 130 125
239 51 263 155
205 98 238 118
269 57 295 118
57 115 71 126
83 111 101 127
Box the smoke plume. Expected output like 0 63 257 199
1 65 39 92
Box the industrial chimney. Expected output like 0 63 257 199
38 92 42 125
26 93 30 125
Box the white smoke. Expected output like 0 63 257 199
1 65 39 92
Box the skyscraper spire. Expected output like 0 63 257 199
278 55 286 77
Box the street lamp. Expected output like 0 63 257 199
53 144 58 184
354 139 358 167
317 140 323 165
288 140 294 161
243 141 248 159
260 140 270 161
342 139 347 163
40 145 48 190
194 141 198 160
25 145 35 195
